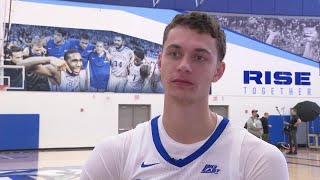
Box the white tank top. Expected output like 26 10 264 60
81 115 289 180
50 70 87 92
120 116 244 179
109 46 133 77
126 63 145 92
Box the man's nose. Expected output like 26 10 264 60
177 57 192 73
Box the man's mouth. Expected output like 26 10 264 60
172 78 193 85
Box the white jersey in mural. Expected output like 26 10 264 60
124 63 145 93
50 70 89 92
109 46 133 77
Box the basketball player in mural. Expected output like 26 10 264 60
4 46 24 88
81 12 289 179
18 49 90 92
107 33 134 92
302 24 319 61
124 48 150 93
69 33 95 69
44 28 72 58
142 60 164 93
22 36 50 91
88 41 110 92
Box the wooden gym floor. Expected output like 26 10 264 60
0 147 319 179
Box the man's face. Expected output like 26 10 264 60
79 39 89 49
114 36 123 49
134 55 143 65
11 51 23 64
53 31 64 45
252 112 257 117
158 26 225 103
66 53 82 75
303 27 318 42
95 42 105 54
31 45 43 55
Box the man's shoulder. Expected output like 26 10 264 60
240 133 288 179
46 39 54 46
247 117 254 121
243 132 282 155
97 120 151 149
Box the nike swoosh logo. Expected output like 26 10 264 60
141 161 160 168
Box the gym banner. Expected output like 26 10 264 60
211 14 320 62
4 23 164 93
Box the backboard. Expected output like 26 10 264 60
0 64 25 90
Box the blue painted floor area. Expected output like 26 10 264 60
0 150 89 180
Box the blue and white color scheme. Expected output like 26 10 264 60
0 0 319 149
81 115 288 179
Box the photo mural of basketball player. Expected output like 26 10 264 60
107 33 134 93
124 48 151 93
212 15 320 62
4 24 164 93
18 49 90 92
69 33 95 69
88 41 110 92
22 36 50 91
44 28 72 59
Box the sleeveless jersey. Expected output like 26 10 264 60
109 46 133 77
81 115 289 180
125 63 145 93
50 70 88 92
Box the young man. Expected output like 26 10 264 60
23 37 50 91
107 33 134 92
284 108 302 155
69 33 95 69
88 41 110 92
81 12 288 179
4 46 24 88
124 49 150 93
246 109 263 138
45 28 71 58
260 112 272 143
18 49 90 92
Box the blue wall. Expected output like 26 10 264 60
61 0 320 16
0 114 39 150
309 116 320 134
268 115 290 145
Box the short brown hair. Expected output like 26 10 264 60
31 36 43 47
162 12 226 62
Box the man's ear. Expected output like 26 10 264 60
212 61 225 83
157 52 162 72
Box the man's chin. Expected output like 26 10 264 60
72 70 81 75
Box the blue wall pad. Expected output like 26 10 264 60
309 116 320 134
268 115 290 145
0 114 39 150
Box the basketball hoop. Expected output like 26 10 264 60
0 84 9 91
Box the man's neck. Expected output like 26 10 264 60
55 40 64 46
162 95 217 144
97 51 104 57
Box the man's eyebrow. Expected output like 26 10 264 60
166 44 181 49
194 48 211 55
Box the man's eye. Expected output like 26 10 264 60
169 52 179 57
194 55 206 62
